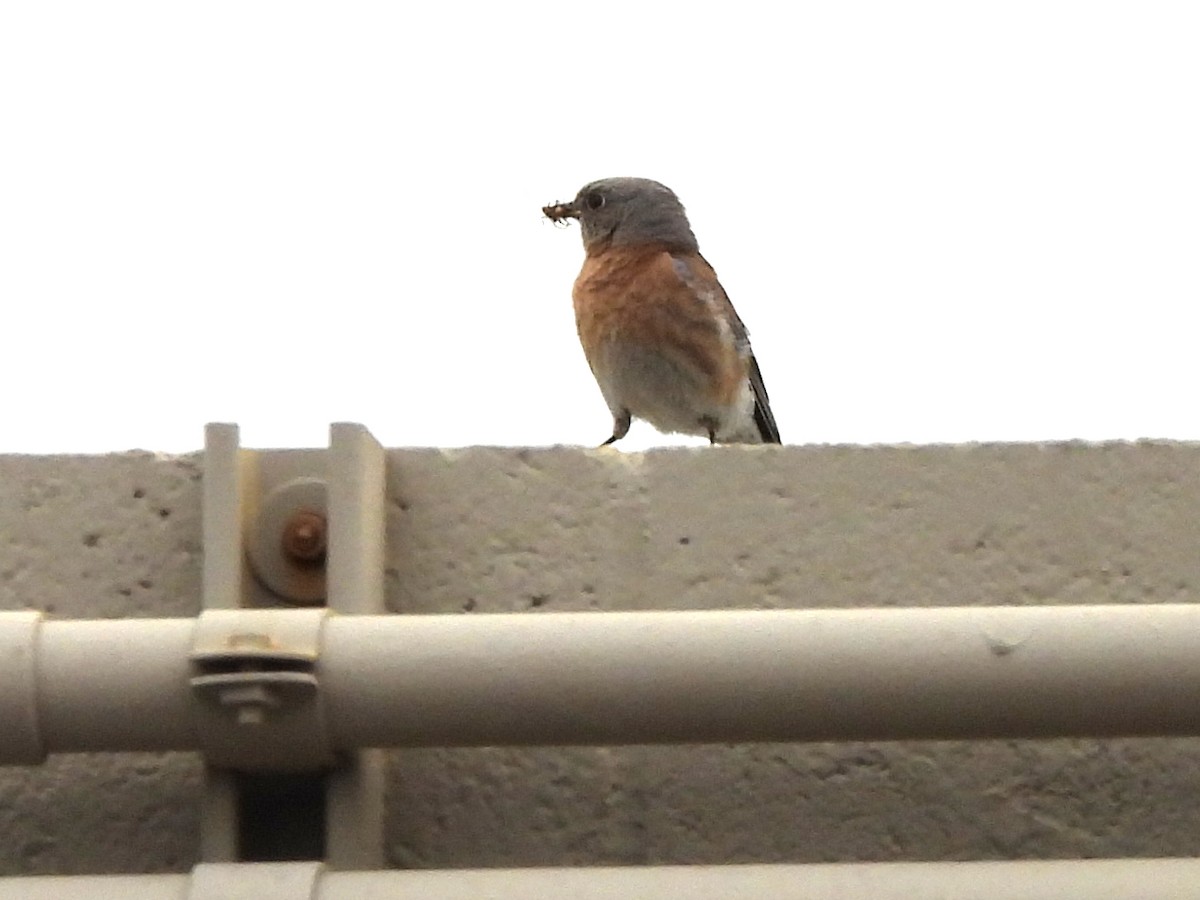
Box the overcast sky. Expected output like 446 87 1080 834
2 3 1197 454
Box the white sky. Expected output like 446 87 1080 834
2 3 1198 454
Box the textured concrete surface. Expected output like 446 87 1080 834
3 442 1200 875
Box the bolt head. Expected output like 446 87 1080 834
282 509 328 564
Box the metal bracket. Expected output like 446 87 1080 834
200 422 386 868
190 608 333 771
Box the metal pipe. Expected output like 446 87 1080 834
0 875 185 900
322 605 1200 746
7 604 1200 760
36 618 195 752
0 611 42 762
4 859 1200 900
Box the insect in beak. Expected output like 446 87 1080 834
542 201 579 224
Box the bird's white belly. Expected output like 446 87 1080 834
596 342 756 440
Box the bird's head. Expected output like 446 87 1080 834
543 177 699 253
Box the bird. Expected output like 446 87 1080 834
543 177 780 446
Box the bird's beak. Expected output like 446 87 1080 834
542 199 579 223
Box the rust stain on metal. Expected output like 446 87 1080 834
228 632 274 650
282 508 328 565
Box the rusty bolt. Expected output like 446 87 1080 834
281 509 327 565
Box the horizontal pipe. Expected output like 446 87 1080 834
0 875 183 900
4 859 1200 900
7 604 1200 760
37 618 196 752
323 605 1200 746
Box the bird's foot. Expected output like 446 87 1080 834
599 410 632 448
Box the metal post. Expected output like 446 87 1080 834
200 423 251 861
324 423 387 869
195 423 388 865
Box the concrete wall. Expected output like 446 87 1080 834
2 443 1200 875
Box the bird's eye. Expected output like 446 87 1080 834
584 191 605 211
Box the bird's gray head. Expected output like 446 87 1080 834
543 177 699 253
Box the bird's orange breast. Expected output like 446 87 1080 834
571 245 746 406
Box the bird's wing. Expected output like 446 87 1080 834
696 254 781 444
746 352 780 443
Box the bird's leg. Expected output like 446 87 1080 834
700 416 718 445
600 410 632 447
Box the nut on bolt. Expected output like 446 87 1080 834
220 683 278 725
282 509 327 565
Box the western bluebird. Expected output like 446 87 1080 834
544 177 781 446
